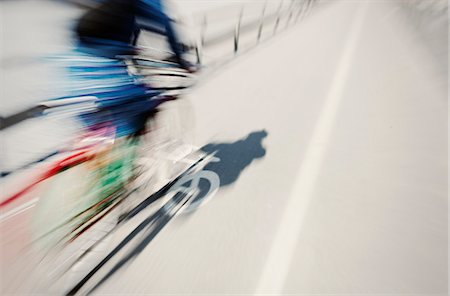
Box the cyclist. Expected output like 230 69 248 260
66 0 196 138
57 0 197 211
75 0 195 71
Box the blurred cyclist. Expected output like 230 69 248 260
76 0 195 71
49 0 197 220
65 0 195 138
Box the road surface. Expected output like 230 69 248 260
0 0 447 295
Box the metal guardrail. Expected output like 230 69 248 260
63 0 321 66
193 0 319 65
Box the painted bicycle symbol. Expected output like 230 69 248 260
168 155 221 214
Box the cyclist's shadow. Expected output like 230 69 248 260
189 129 268 204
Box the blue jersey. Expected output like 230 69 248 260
76 0 183 60
70 0 183 137
77 0 168 46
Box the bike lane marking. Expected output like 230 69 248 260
256 2 369 294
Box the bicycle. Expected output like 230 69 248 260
0 54 200 294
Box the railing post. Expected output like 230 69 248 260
200 15 207 47
195 44 202 65
234 7 244 53
285 0 296 28
295 0 305 23
196 14 207 65
273 0 284 35
304 0 313 17
257 1 267 42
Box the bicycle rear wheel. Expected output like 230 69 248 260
132 96 197 196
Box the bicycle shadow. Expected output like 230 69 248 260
188 129 268 206
202 129 268 186
68 130 268 295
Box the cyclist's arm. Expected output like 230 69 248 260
136 0 184 61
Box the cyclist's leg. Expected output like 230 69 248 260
138 8 186 65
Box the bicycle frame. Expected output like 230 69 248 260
1 126 116 208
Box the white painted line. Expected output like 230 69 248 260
255 2 369 294
0 198 39 222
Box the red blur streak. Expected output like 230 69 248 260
0 149 96 208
